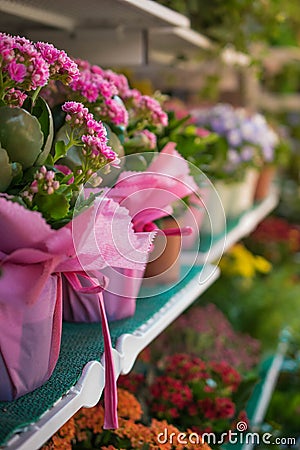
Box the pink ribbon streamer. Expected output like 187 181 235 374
63 271 118 429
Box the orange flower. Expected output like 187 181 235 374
117 388 143 421
149 419 184 450
41 417 75 450
102 446 120 450
74 403 105 439
116 417 152 447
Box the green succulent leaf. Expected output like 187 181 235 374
34 192 70 221
33 97 54 165
0 146 13 192
0 106 44 169
10 162 23 184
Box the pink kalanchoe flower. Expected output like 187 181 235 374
0 32 15 63
4 88 27 107
99 97 129 127
74 57 91 71
35 41 79 85
7 61 27 83
61 101 119 175
55 165 75 184
62 101 90 126
0 32 50 92
23 166 60 205
70 70 101 102
130 94 168 127
103 70 130 97
139 129 157 149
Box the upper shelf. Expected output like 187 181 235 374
0 0 189 32
0 0 250 69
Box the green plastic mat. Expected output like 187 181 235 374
195 202 262 254
0 264 201 446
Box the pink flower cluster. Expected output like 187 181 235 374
133 129 157 149
0 33 49 92
0 33 79 103
3 88 27 107
69 58 129 127
126 91 168 127
62 101 119 172
35 42 79 85
23 166 60 202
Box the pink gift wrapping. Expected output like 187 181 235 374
109 143 198 231
0 196 138 428
101 143 197 314
101 268 145 321
0 270 62 401
62 273 107 322
0 196 70 402
62 196 155 323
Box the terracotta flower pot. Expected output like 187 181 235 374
144 218 181 284
254 165 276 201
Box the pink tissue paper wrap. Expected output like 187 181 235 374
62 195 155 322
0 195 151 428
102 142 198 320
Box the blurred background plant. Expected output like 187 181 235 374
155 0 300 52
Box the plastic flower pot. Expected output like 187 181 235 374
226 168 259 218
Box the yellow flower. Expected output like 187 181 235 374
220 243 271 279
254 255 272 274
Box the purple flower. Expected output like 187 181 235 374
261 145 274 163
227 129 242 147
240 145 254 162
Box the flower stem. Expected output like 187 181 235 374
31 86 42 106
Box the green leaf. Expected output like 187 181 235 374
22 96 34 114
33 97 54 165
0 146 13 191
45 153 54 166
54 140 67 162
34 192 70 221
0 106 44 169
